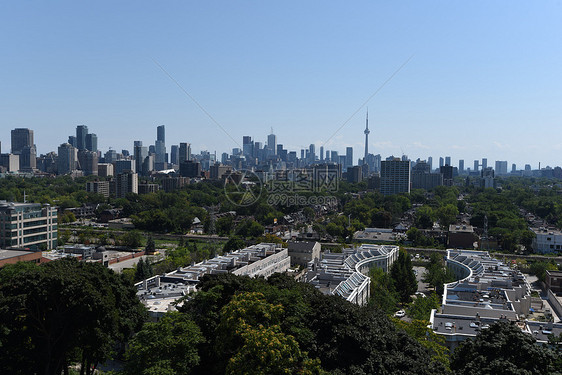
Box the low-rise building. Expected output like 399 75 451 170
306 245 399 306
430 249 533 350
135 243 290 319
531 227 562 253
0 249 43 268
288 241 321 267
448 224 478 249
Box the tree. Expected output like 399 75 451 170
436 204 459 229
223 237 246 252
124 312 203 375
134 258 153 282
368 267 399 314
0 258 146 375
451 321 560 375
423 253 455 296
120 230 143 248
145 234 156 253
415 205 435 229
390 249 418 303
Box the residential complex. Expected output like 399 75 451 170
428 250 562 350
306 244 399 305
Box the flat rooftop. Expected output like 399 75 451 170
0 249 33 260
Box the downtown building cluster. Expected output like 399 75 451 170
2 123 562 198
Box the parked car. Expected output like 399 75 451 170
394 310 406 318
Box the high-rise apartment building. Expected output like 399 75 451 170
427 156 433 171
495 160 508 175
115 171 138 198
445 156 451 166
78 150 98 176
380 159 411 196
57 143 77 175
458 160 464 174
474 160 479 172
439 157 444 168
482 158 488 170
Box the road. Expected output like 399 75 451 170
413 266 430 293
108 254 164 273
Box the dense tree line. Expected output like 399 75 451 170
0 259 146 375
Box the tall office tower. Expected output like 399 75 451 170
427 156 433 171
309 144 316 163
380 159 411 196
157 125 165 143
221 152 229 164
300 149 305 160
78 150 98 176
155 125 166 164
459 159 464 174
267 131 277 155
179 143 191 164
401 154 409 162
439 157 444 168
346 147 353 169
57 143 77 175
115 171 138 198
104 149 117 164
11 128 34 154
114 160 136 175
133 145 148 174
76 125 88 150
170 145 179 164
512 164 517 173
19 146 37 171
330 151 339 164
85 133 98 152
254 142 263 159
319 146 324 161
363 111 370 162
68 136 77 148
134 140 143 147
474 160 479 172
482 158 487 170
445 156 451 166
242 136 253 158
325 149 330 162
495 160 508 175
374 154 382 173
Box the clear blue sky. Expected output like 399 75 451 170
1 1 561 169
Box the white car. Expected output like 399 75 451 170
394 310 406 318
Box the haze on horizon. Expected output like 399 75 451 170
1 1 561 169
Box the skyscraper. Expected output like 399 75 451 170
85 133 97 152
320 146 324 161
439 157 444 168
380 159 411 196
155 125 166 165
363 111 370 162
482 158 488 170
346 147 353 169
76 125 88 150
170 145 179 165
179 143 191 164
474 160 479 172
11 128 34 154
57 143 77 175
427 156 433 171
459 159 464 174
445 156 451 166
267 131 277 155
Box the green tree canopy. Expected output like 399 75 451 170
451 321 560 375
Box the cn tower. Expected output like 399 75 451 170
363 110 370 162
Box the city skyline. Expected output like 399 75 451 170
2 2 562 167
